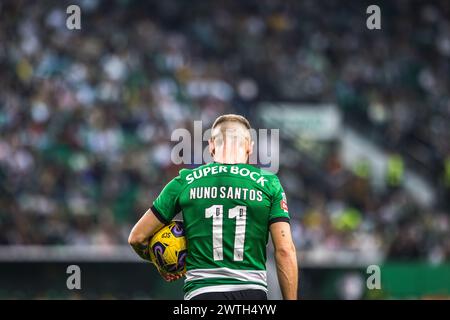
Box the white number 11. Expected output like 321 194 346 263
205 205 247 261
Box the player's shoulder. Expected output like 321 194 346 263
258 167 282 188
247 164 278 179
175 167 193 182
257 167 278 178
242 164 282 189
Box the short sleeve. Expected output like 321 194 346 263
268 176 290 225
151 175 184 224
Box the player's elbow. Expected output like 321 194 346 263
128 230 146 246
274 242 296 258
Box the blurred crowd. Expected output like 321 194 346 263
1 0 450 263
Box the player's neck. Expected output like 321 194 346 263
213 154 248 165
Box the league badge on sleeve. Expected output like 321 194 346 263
280 192 288 212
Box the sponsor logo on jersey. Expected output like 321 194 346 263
186 164 268 187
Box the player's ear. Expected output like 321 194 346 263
248 139 254 156
208 138 215 157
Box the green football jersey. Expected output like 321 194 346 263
151 162 290 300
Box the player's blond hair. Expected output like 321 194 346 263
210 114 252 162
211 114 251 131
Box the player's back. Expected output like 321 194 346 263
166 162 290 299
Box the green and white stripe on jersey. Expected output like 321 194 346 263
183 268 267 300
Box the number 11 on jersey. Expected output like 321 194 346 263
205 205 247 261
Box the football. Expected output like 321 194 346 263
149 221 187 275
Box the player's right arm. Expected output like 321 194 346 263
128 207 182 282
128 208 164 261
128 172 185 282
270 221 298 300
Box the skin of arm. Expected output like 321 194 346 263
269 221 298 300
128 208 183 282
128 208 163 261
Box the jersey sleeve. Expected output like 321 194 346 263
268 176 290 225
151 174 184 224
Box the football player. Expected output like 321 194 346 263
129 114 298 300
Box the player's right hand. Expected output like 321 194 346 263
161 272 184 282
156 266 186 282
